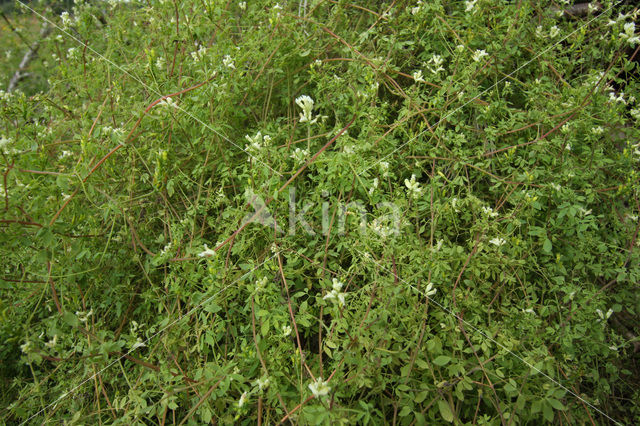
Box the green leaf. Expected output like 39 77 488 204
542 401 554 421
433 356 451 366
204 302 221 314
547 398 565 411
62 311 79 327
437 400 454 423
543 239 553 253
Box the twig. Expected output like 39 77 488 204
8 23 50 92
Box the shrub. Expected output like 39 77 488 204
1 0 639 424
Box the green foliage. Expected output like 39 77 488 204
1 0 640 424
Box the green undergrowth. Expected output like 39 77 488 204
1 0 640 424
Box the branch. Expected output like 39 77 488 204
8 23 50 92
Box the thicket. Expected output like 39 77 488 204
1 0 640 424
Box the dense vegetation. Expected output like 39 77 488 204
1 0 639 424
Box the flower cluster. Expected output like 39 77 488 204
290 147 309 163
620 22 640 46
596 308 613 324
222 54 235 69
323 278 346 307
191 45 206 62
198 244 216 258
76 309 93 323
295 95 318 123
404 174 422 198
481 206 499 217
244 131 271 157
412 69 425 83
489 237 506 246
425 282 437 298
255 376 270 392
411 1 422 15
157 97 178 108
472 49 488 62
255 276 268 292
427 54 444 75
465 0 477 12
60 11 72 29
308 377 330 397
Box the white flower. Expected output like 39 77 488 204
549 25 560 38
295 95 317 123
596 308 613 323
631 109 640 120
578 207 592 216
67 47 79 60
273 3 282 10
425 282 437 297
76 309 93 323
472 49 488 62
132 338 146 350
379 161 390 177
222 55 235 69
369 218 394 238
489 237 506 246
465 0 477 12
159 242 172 256
0 136 11 149
157 97 178 108
238 391 248 407
565 143 572 151
238 1 246 10
369 177 379 195
591 126 604 135
45 335 58 349
428 55 445 75
620 22 640 46
550 183 561 192
255 276 268 292
255 376 270 391
308 377 330 397
535 25 544 38
522 308 536 315
245 131 265 154
434 239 443 251
60 11 72 28
412 70 425 83
198 244 216 258
411 1 422 15
332 278 343 291
282 325 292 336
324 279 346 306
323 289 345 306
456 44 465 52
20 341 32 354
191 46 206 62
451 197 459 212
290 147 309 163
404 174 422 198
609 91 627 104
481 206 498 217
